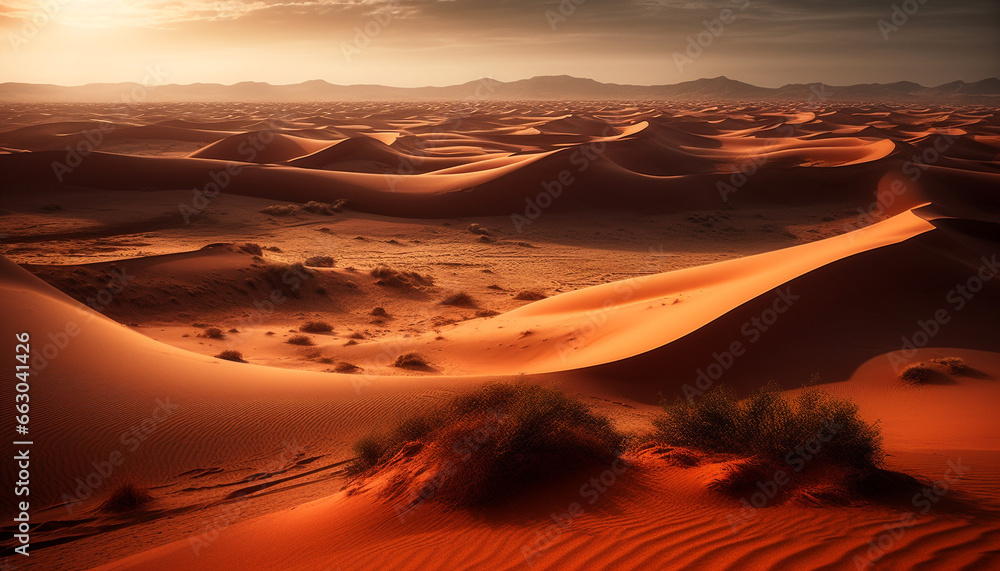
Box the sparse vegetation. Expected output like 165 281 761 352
260 204 299 216
393 352 429 369
900 363 934 383
300 321 334 333
654 383 883 471
348 383 625 507
303 200 347 215
440 292 475 307
370 265 434 290
334 362 361 373
514 290 547 301
930 357 969 375
287 334 314 346
203 327 225 339
98 480 153 513
304 256 335 268
215 350 246 363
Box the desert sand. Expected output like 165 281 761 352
1 101 999 570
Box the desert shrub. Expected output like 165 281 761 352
304 256 335 268
440 292 475 307
203 327 225 339
99 480 153 513
393 352 429 369
349 383 625 506
899 363 933 383
514 290 547 301
334 362 360 373
287 334 314 346
654 382 883 470
300 321 334 333
260 204 299 216
303 200 346 215
215 350 246 363
370 265 434 290
371 307 389 317
930 357 968 375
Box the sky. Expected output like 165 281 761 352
1 0 998 87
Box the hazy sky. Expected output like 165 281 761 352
1 0 998 86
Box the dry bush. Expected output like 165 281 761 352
349 383 625 507
440 292 476 307
370 265 434 290
304 256 335 268
300 321 333 333
930 357 969 375
900 363 934 383
393 352 429 369
260 204 299 216
654 382 883 471
203 327 225 339
514 290 548 301
287 335 314 346
215 350 246 363
98 480 153 513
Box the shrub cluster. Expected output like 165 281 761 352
350 383 625 507
653 383 883 470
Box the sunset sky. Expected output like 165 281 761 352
1 0 997 87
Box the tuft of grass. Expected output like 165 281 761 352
370 265 434 290
215 350 246 363
393 352 429 369
98 480 153 513
334 362 361 373
203 327 225 339
304 256 335 268
930 357 969 375
440 292 476 307
514 290 547 301
260 204 299 216
654 382 883 471
900 363 933 383
287 334 314 346
349 383 625 507
300 321 334 333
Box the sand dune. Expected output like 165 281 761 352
1 102 998 570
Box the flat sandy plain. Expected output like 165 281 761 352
1 101 999 570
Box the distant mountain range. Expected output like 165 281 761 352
2 75 999 103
